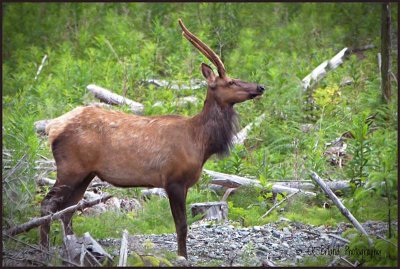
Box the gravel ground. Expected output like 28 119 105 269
99 219 396 266
3 219 395 267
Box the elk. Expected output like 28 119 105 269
40 19 265 258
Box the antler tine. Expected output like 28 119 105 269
179 19 226 78
182 32 213 64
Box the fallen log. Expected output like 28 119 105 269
272 185 316 197
310 172 372 245
5 194 112 236
35 176 112 192
302 47 350 90
204 169 348 193
86 84 144 114
204 169 261 188
204 169 316 197
140 188 167 200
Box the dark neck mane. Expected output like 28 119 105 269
191 98 238 161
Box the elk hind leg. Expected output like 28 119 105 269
59 173 95 235
40 183 74 248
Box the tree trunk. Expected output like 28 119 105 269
190 202 228 221
381 3 392 103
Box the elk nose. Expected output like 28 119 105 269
257 85 265 93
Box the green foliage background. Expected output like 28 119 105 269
2 3 398 266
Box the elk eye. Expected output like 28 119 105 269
228 81 235 86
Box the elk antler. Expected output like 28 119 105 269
178 19 226 78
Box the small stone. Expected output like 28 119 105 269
240 231 250 236
272 230 281 239
253 226 262 232
175 256 189 267
152 101 164 107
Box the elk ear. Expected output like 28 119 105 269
201 63 216 83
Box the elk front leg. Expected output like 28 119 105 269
166 183 188 258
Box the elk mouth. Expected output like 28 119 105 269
249 91 263 99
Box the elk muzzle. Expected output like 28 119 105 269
248 84 265 99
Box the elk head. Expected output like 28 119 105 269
179 19 265 107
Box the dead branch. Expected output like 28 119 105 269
5 194 112 237
302 48 349 90
3 233 80 267
221 187 237 202
340 257 357 267
118 229 129 266
311 171 372 245
260 191 301 219
3 153 28 183
350 44 375 53
62 232 112 266
327 233 350 244
86 84 144 114
34 54 48 81
376 234 397 248
35 177 56 187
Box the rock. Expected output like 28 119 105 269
271 243 279 249
340 77 354 87
82 204 107 216
240 230 250 236
105 197 121 211
300 123 315 133
120 198 141 212
272 230 281 239
84 191 101 201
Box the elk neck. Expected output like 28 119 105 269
190 92 239 163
